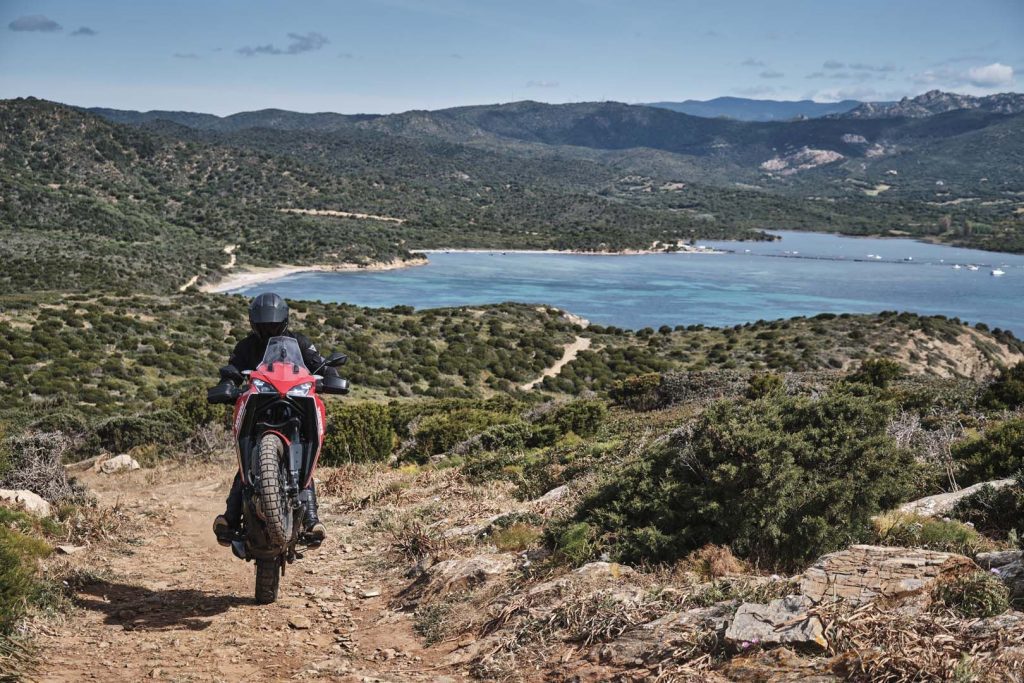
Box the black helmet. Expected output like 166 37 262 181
249 292 289 340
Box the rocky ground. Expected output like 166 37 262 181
21 458 1024 682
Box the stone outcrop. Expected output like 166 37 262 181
724 595 827 649
976 550 1024 604
0 489 52 517
800 545 976 605
599 602 737 668
399 554 514 605
899 478 1016 517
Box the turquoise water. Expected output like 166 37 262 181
233 232 1024 334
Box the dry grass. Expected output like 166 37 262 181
822 601 1024 682
682 544 747 580
55 500 141 546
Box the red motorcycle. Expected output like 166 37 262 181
208 336 348 603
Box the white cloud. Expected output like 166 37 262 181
525 80 559 88
913 62 1015 91
70 26 97 37
741 58 765 67
967 62 1013 87
759 70 784 79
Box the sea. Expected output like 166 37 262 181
232 231 1024 334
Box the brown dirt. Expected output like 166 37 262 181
34 464 464 682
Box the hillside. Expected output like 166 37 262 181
6 295 1024 680
2 98 772 295
83 96 1024 253
645 96 862 121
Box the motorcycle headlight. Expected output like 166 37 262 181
251 378 277 394
287 382 313 397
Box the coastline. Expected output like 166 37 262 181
417 246 727 256
199 257 428 293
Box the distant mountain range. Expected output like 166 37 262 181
644 97 861 121
645 90 1024 121
840 90 1024 119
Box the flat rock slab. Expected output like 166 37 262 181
725 595 826 649
800 544 976 605
401 554 515 604
899 478 1015 517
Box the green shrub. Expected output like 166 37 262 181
408 409 514 462
539 400 606 438
321 403 395 464
951 419 1024 484
551 522 598 565
982 362 1024 411
573 391 920 569
610 373 661 411
951 481 1024 540
848 358 905 388
932 572 1010 618
168 382 226 429
90 410 190 453
745 372 784 400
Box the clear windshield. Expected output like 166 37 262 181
260 336 308 372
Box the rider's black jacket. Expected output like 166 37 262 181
220 331 339 384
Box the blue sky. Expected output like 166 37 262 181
1 0 1021 114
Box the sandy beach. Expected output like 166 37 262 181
199 257 428 293
417 245 726 256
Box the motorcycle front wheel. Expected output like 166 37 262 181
256 433 292 550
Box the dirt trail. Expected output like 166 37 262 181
278 209 406 224
520 335 591 390
36 465 462 682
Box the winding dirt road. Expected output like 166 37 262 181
520 336 592 390
35 465 461 682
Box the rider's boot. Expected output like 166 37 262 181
299 482 326 548
214 472 244 547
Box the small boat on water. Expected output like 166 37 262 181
967 265 980 271
903 257 914 262
952 264 962 270
873 255 883 260
992 268 1006 277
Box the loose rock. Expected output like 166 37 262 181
725 595 827 649
288 615 312 629
99 454 141 474
0 489 52 517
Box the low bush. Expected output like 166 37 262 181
950 418 1024 485
406 408 515 462
981 362 1024 411
571 391 921 569
932 572 1010 618
0 431 81 504
537 400 606 438
950 481 1024 540
90 410 190 453
609 373 661 411
745 372 785 400
321 403 396 464
873 512 995 556
848 357 905 388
